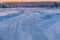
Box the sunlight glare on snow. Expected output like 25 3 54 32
0 9 19 16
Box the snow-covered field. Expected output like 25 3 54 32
0 8 60 40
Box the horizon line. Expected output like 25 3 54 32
0 1 60 3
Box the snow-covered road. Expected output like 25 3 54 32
0 8 60 40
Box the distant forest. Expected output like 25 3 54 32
0 2 60 8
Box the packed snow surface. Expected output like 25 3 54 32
0 8 60 40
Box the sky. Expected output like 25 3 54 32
0 0 60 2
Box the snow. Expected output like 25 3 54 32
0 8 60 40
